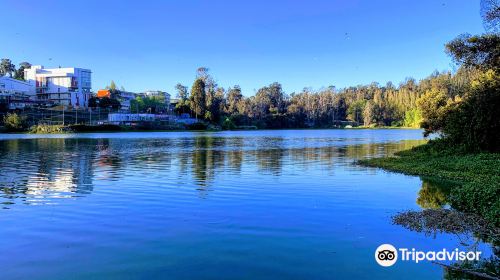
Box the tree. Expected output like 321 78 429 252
95 97 121 110
363 101 374 126
443 70 500 152
174 83 190 115
205 87 225 123
196 67 217 90
175 83 188 102
226 86 243 115
446 33 500 71
417 88 455 136
347 100 365 124
0 59 15 77
190 78 206 120
3 113 26 131
108 80 117 91
14 62 31 80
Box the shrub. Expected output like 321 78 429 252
450 181 500 226
29 124 66 134
443 70 500 152
3 113 27 132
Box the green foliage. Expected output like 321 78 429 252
442 70 500 152
130 95 166 113
359 140 500 226
416 81 460 136
190 78 206 120
402 108 423 128
347 100 365 124
3 113 27 131
451 181 500 226
416 180 451 209
175 83 188 102
14 62 31 80
0 58 15 77
29 124 66 134
446 33 500 71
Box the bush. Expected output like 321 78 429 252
442 70 500 152
450 181 500 226
3 113 27 132
29 124 66 134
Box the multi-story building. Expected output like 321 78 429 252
24 65 92 107
0 76 33 109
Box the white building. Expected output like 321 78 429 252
24 65 92 107
0 76 33 109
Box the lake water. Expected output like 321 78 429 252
0 129 492 279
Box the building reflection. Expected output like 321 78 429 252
0 136 427 207
0 138 95 207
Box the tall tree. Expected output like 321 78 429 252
0 59 15 77
190 78 206 120
226 86 243 115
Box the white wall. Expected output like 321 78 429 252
0 76 33 95
24 66 92 107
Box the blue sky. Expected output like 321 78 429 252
1 0 484 95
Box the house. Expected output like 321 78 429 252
0 76 34 109
24 65 92 107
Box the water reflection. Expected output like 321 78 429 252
416 178 456 209
0 135 426 207
393 208 500 279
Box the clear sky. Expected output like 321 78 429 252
1 0 484 95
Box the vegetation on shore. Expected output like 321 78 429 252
359 140 500 226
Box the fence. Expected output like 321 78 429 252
12 108 111 126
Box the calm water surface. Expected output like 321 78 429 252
0 129 492 279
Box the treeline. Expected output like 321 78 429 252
173 67 476 130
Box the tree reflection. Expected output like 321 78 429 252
0 136 429 206
416 178 455 209
393 209 499 279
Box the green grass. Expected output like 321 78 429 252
358 140 500 226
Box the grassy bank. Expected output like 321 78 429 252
359 140 500 226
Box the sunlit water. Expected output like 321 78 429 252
0 129 492 279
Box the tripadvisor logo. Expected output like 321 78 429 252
374 244 481 267
375 244 398 267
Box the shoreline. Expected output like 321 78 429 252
0 125 422 135
358 141 500 227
